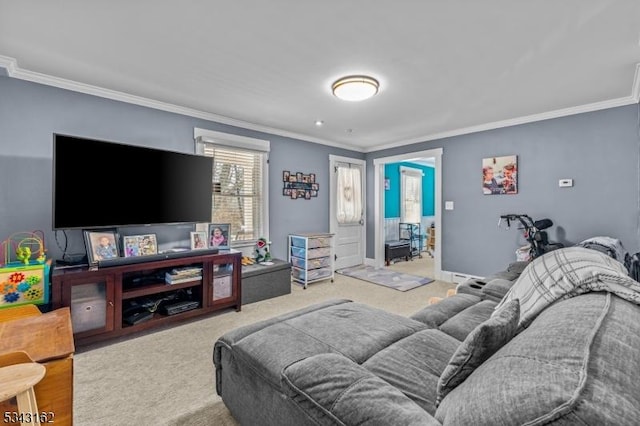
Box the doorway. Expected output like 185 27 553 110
373 148 443 280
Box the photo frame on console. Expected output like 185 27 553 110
122 234 158 257
190 231 208 250
84 229 120 265
208 223 230 249
122 235 140 257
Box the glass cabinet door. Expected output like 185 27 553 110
211 261 235 304
64 278 115 336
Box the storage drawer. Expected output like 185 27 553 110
292 266 332 282
290 256 331 269
290 246 331 259
290 235 331 249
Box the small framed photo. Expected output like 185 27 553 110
208 223 230 249
84 229 120 264
123 234 158 257
190 231 208 250
283 170 290 182
137 234 158 256
123 235 142 257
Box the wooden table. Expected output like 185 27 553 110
0 306 74 426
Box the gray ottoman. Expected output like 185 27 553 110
241 259 292 304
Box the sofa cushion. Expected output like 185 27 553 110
494 246 640 330
217 301 426 391
282 353 441 426
481 278 514 302
410 293 481 329
363 329 460 415
436 299 520 406
437 299 498 341
435 293 640 425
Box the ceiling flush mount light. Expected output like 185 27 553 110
332 75 379 102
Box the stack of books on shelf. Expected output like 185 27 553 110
165 267 203 285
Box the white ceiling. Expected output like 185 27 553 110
1 1 639 152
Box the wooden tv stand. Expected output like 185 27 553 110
51 250 241 347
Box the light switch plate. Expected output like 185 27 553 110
559 179 573 187
445 201 454 210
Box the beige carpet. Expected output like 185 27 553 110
74 260 454 425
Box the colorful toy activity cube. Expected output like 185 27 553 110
0 261 51 308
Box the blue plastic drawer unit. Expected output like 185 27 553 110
290 256 332 269
288 233 335 289
290 246 331 259
290 235 331 249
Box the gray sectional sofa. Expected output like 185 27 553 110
213 247 640 425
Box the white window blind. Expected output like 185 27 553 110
197 138 268 246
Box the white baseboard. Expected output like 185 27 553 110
442 270 484 284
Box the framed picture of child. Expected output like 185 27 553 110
208 223 230 250
190 231 208 250
84 229 120 264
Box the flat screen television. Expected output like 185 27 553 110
53 133 213 230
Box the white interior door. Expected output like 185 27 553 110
330 155 365 271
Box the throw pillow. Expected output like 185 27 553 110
436 299 520 406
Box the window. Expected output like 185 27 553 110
195 129 269 247
401 166 422 224
336 164 363 224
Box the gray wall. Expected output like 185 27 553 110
0 76 362 262
3 73 639 277
366 104 640 276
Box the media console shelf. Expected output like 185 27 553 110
51 250 241 347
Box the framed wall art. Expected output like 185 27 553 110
282 170 318 200
482 155 518 195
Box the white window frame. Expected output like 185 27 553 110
194 128 269 248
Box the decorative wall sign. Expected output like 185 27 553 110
482 155 518 195
283 170 318 199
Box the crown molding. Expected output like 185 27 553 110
1 55 638 155
0 55 352 150
365 90 640 153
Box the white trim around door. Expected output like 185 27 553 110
373 147 443 280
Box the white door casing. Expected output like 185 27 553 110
329 155 366 271
373 148 443 280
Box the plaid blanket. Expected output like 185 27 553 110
493 246 640 329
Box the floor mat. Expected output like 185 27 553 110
336 265 434 292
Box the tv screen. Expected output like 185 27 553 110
53 134 213 230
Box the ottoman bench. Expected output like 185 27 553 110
385 240 411 265
241 258 292 305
